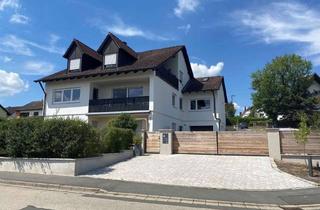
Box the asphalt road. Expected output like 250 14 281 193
0 184 208 210
0 184 256 210
0 171 319 205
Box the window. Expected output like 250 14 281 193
53 88 81 103
72 88 80 101
179 98 183 110
113 88 127 98
63 89 71 102
190 100 196 110
179 126 183 131
197 99 211 110
128 87 143 97
33 112 39 116
104 53 117 66
113 87 144 98
171 122 176 131
53 90 62 103
179 71 183 83
69 59 80 70
20 112 29 117
172 93 176 107
93 88 99 100
190 99 211 110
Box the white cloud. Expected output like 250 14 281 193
0 69 28 97
0 0 19 11
233 102 242 111
178 24 191 34
234 2 320 65
0 35 33 56
10 13 29 24
0 56 12 63
0 34 64 56
24 61 54 75
174 0 200 18
191 62 224 77
90 16 172 41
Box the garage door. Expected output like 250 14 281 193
190 126 213 131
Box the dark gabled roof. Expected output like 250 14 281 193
97 32 138 59
35 45 187 82
63 39 102 62
6 101 43 114
182 76 228 103
0 104 10 116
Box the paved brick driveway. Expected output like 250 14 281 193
83 154 315 190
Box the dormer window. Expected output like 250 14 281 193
69 58 81 71
104 53 117 66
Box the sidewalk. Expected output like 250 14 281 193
0 171 319 206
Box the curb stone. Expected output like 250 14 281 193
1 179 320 209
269 158 319 187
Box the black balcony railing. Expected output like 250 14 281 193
89 96 149 113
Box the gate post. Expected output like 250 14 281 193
141 129 146 155
159 129 173 155
267 128 281 160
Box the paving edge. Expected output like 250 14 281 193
1 178 320 209
270 158 320 187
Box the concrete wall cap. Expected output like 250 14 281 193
158 129 174 132
266 128 279 132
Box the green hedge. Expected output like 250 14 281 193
101 127 133 153
0 118 100 158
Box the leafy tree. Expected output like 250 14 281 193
108 113 138 131
294 112 311 164
225 103 236 118
251 54 316 126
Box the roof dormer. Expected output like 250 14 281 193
97 32 137 69
63 39 102 72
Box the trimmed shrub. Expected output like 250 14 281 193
133 134 142 145
35 118 101 158
108 113 138 131
1 118 100 158
101 127 133 153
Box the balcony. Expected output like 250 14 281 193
89 96 149 113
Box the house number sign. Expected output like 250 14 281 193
162 133 169 144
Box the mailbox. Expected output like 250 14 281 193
162 133 169 144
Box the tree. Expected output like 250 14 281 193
108 113 138 131
225 103 236 118
294 112 311 164
251 54 316 126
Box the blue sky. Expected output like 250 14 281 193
0 0 320 113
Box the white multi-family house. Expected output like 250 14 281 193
35 33 227 131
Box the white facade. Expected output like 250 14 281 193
43 49 227 131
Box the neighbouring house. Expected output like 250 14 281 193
35 32 227 131
0 105 10 118
240 106 267 118
6 100 43 118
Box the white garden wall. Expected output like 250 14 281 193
0 150 133 176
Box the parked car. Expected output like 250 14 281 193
239 122 248 129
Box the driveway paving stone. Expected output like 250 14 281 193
83 154 315 190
